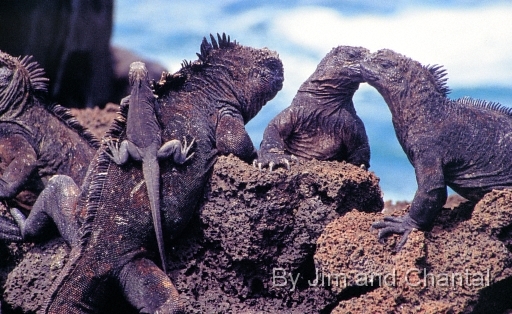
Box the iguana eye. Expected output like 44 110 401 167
346 50 359 60
0 67 13 88
380 61 394 69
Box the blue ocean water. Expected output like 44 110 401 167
112 1 512 201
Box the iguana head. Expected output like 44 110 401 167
200 33 284 123
128 61 150 88
0 50 48 119
311 46 369 85
360 49 450 104
157 33 284 124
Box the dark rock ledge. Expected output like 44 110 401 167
3 155 512 313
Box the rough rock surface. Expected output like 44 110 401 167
315 190 512 314
2 155 383 313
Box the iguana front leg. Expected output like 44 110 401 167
216 113 257 163
254 109 296 171
372 157 446 251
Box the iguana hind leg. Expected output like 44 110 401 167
119 257 184 314
105 138 133 165
10 175 81 246
157 136 195 165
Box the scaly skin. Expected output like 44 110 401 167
105 61 194 274
361 49 512 251
255 46 370 171
0 50 98 242
15 33 283 313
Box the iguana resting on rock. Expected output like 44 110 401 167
255 45 370 171
12 33 283 313
0 50 99 242
361 48 512 251
105 61 194 274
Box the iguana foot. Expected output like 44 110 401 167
158 136 195 165
180 136 195 163
105 138 127 165
371 214 420 252
253 152 297 172
0 215 22 242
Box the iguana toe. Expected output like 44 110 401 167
182 136 195 162
371 214 417 251
254 152 295 172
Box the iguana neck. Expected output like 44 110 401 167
188 68 248 120
297 79 359 110
377 76 448 142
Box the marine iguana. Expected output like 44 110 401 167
105 61 194 274
0 50 99 242
255 45 370 171
12 33 284 313
360 48 512 251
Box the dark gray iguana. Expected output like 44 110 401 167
0 50 99 242
254 46 370 171
105 61 194 274
360 49 512 251
12 33 283 313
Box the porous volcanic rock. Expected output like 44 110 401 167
2 155 383 313
315 190 512 314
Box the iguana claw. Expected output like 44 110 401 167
253 152 295 172
371 214 418 252
182 136 195 162
105 138 122 164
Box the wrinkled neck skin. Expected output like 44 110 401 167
298 77 360 112
371 70 447 142
0 69 31 123
189 66 251 122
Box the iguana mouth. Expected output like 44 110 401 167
345 62 365 82
360 64 378 82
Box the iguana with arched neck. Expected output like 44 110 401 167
255 46 370 171
361 48 512 251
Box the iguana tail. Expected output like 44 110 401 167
142 157 168 273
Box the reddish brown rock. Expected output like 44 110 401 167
316 190 512 314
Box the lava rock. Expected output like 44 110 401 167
315 190 512 314
2 155 383 313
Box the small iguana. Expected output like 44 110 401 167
12 33 283 313
255 46 370 171
105 61 194 274
360 48 512 251
0 50 99 242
